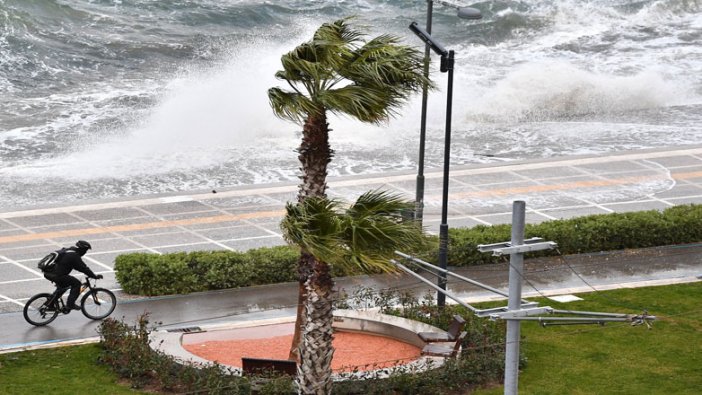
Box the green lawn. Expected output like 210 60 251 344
474 282 702 395
0 344 149 395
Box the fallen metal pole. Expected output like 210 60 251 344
550 309 631 318
501 316 633 322
395 250 524 301
392 260 479 312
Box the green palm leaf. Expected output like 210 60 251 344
281 190 426 273
269 17 433 124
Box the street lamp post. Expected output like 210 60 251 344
410 19 479 307
415 1 481 224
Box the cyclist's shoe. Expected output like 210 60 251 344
66 304 81 311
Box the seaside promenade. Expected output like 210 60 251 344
1 145 702 350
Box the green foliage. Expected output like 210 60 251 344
281 190 426 274
268 17 431 125
115 247 300 296
98 314 251 394
447 204 702 266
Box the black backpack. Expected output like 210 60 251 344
37 248 68 273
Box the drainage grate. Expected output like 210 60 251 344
166 326 203 333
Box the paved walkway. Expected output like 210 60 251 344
1 146 702 350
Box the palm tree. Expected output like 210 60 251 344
268 17 432 365
280 190 426 394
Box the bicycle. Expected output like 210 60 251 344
23 276 117 326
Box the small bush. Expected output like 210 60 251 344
97 314 250 394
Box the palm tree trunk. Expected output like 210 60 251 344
289 250 313 361
296 256 335 395
297 112 333 201
289 111 333 361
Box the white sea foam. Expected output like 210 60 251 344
466 60 689 122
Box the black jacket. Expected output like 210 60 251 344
50 247 98 278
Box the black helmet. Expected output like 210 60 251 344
76 240 92 250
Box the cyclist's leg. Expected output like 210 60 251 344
64 275 81 308
52 275 81 308
44 273 66 299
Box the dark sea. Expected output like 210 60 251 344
1 0 701 210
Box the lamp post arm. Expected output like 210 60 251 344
409 22 448 57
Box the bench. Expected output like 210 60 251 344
418 314 466 342
421 331 467 358
241 357 298 376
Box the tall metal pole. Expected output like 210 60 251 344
415 0 433 224
504 200 526 395
437 50 455 307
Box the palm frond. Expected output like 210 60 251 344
280 191 425 274
268 87 320 123
313 18 364 50
338 190 425 272
318 85 393 124
281 197 345 264
269 17 431 128
279 43 336 84
344 37 432 93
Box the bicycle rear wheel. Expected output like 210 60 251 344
24 293 59 326
81 288 116 320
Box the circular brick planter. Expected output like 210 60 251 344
150 309 453 380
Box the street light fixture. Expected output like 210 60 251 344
410 17 480 308
415 1 481 224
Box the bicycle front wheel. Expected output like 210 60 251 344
81 288 116 320
24 293 59 326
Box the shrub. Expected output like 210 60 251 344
447 204 702 266
115 247 302 295
98 314 250 394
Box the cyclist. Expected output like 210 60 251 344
43 240 103 311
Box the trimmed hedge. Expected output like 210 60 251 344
116 247 298 296
448 204 702 266
116 204 702 296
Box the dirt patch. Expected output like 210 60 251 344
183 331 421 372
